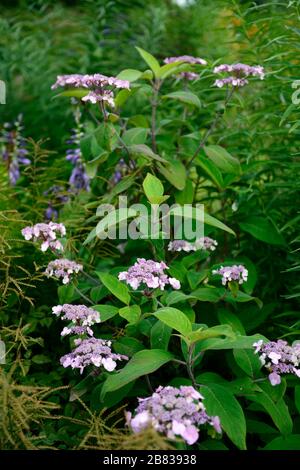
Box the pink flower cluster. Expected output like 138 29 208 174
212 264 248 285
21 222 66 252
52 304 127 373
51 73 130 107
60 337 127 374
118 258 181 291
126 385 221 445
45 258 83 284
213 63 265 88
254 339 300 386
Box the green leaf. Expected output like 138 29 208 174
200 383 246 449
245 381 293 435
204 212 235 236
91 207 137 242
233 348 262 377
101 349 174 399
163 91 201 109
264 435 300 450
175 179 194 204
157 61 189 79
217 308 246 334
239 216 285 246
119 305 141 324
58 284 75 304
135 47 160 77
191 287 226 302
143 173 168 204
295 385 300 414
113 337 144 357
150 320 172 350
32 354 51 364
157 161 186 190
92 304 119 322
195 156 224 188
153 307 192 336
204 145 241 175
128 144 167 163
187 324 235 343
53 88 88 99
96 272 130 305
116 69 142 82
170 206 235 236
122 127 148 145
197 333 266 351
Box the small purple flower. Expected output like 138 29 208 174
45 259 83 284
253 339 300 386
118 258 181 291
212 264 248 286
21 222 66 252
126 385 221 444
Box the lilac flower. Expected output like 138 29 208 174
126 385 221 445
60 337 128 374
82 89 115 107
51 73 129 108
21 222 66 252
168 240 195 252
212 264 248 286
163 55 207 81
69 163 90 191
51 73 130 90
61 325 94 337
164 55 207 65
213 63 265 88
168 237 218 253
44 185 69 221
253 339 300 386
65 108 90 193
195 237 218 252
45 259 83 284
1 115 30 185
110 158 136 185
52 304 100 327
118 258 181 291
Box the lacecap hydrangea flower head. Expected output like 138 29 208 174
118 258 180 290
213 63 265 88
212 264 248 286
254 339 300 386
21 222 66 252
51 73 130 107
168 237 217 253
163 55 207 81
45 259 83 284
126 385 221 445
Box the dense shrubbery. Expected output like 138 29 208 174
1 0 300 451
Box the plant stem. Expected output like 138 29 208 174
187 88 234 168
151 80 161 153
186 344 197 388
73 284 93 305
